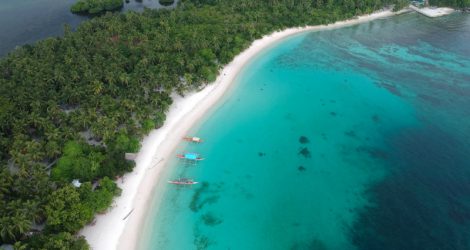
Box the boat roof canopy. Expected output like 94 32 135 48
193 137 201 142
185 153 198 160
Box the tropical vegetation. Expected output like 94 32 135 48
430 0 470 8
71 0 124 15
1 0 410 248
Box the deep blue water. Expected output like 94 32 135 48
142 12 470 250
0 0 177 57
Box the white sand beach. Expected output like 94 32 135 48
409 5 454 17
79 8 410 250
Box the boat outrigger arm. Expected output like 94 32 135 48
168 178 198 185
183 136 203 143
176 153 204 161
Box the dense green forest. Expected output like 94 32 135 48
429 0 470 8
71 0 123 15
1 0 408 248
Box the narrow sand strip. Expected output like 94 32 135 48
79 8 410 250
410 5 454 17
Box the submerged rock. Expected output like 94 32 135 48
298 166 306 171
299 136 310 144
372 114 380 123
194 235 212 250
298 147 311 158
201 212 222 226
190 182 220 212
345 130 357 138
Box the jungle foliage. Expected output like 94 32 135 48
429 0 470 8
71 0 124 15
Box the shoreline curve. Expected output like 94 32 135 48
79 8 411 250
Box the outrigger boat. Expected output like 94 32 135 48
183 136 203 143
176 152 204 161
168 178 198 185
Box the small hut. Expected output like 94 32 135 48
72 179 82 188
125 153 137 161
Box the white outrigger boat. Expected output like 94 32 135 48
168 178 198 185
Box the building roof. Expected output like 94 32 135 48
72 179 82 188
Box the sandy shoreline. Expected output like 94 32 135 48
409 5 454 17
79 8 410 250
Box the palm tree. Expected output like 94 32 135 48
0 169 12 200
0 200 33 243
45 141 61 159
11 213 32 240
24 140 44 163
0 216 16 243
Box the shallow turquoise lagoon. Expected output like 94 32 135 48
142 13 470 250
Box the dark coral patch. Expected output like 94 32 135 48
190 182 220 212
372 114 380 123
299 136 310 144
190 182 209 212
345 130 357 138
298 147 312 158
201 212 223 226
258 152 266 157
330 111 337 116
298 166 306 171
194 235 212 250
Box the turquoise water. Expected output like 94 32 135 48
0 0 177 57
142 13 470 250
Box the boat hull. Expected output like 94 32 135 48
168 181 199 185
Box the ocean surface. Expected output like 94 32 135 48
142 12 470 250
0 0 177 57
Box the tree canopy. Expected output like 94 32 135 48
71 0 124 15
430 0 470 8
